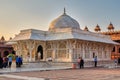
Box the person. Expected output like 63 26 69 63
114 58 117 67
20 55 23 65
0 56 3 68
8 56 12 68
47 56 52 62
80 57 84 69
38 52 41 61
18 56 22 67
3 56 8 68
77 57 81 68
16 55 19 67
94 56 97 67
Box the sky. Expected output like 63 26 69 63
0 0 120 40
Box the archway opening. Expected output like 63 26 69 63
4 51 9 57
93 52 95 58
112 47 115 52
37 45 43 60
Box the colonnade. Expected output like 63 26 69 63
12 39 113 62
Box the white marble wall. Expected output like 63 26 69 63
12 39 114 62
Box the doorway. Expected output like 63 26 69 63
37 45 43 60
4 51 9 57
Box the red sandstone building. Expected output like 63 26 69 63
92 22 120 62
0 36 14 57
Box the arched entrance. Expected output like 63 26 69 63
37 45 43 60
4 51 9 57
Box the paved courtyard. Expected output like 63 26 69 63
1 67 120 80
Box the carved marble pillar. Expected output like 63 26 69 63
71 40 77 62
42 41 46 61
26 40 35 62
16 41 22 56
52 41 56 61
66 40 71 61
82 42 85 59
69 40 74 62
62 40 72 62
89 43 92 59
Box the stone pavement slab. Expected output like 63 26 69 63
0 74 49 80
0 66 71 74
1 62 120 80
9 68 120 80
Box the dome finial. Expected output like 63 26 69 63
94 24 101 32
107 22 114 31
110 21 112 24
63 7 66 15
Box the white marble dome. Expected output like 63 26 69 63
49 11 80 31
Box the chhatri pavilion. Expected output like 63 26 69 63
10 9 117 66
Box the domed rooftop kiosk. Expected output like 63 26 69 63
49 8 80 31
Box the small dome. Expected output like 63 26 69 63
107 22 114 30
49 8 80 31
0 36 5 42
94 24 101 32
84 26 89 31
9 37 12 40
